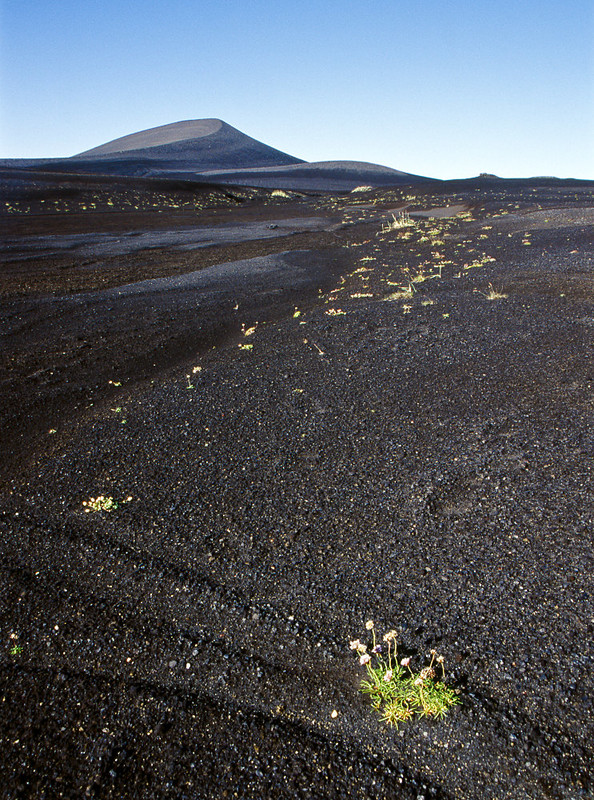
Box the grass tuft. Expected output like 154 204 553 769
383 283 414 302
476 283 508 300
381 212 415 232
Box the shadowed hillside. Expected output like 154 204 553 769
70 118 305 173
198 160 437 191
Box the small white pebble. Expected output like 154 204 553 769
331 710 338 719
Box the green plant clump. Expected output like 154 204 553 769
350 621 460 727
82 495 132 513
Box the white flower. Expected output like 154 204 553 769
400 657 411 667
360 654 371 665
365 620 374 630
383 669 393 682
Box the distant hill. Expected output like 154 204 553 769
1 118 436 189
197 160 435 191
72 119 305 173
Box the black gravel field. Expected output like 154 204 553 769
1 173 593 799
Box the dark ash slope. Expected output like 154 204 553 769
1 178 593 799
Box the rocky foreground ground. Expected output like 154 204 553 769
1 174 593 798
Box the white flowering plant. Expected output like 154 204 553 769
350 621 460 727
82 495 132 513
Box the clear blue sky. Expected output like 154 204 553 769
1 0 593 179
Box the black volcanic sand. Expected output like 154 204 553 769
1 175 594 799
